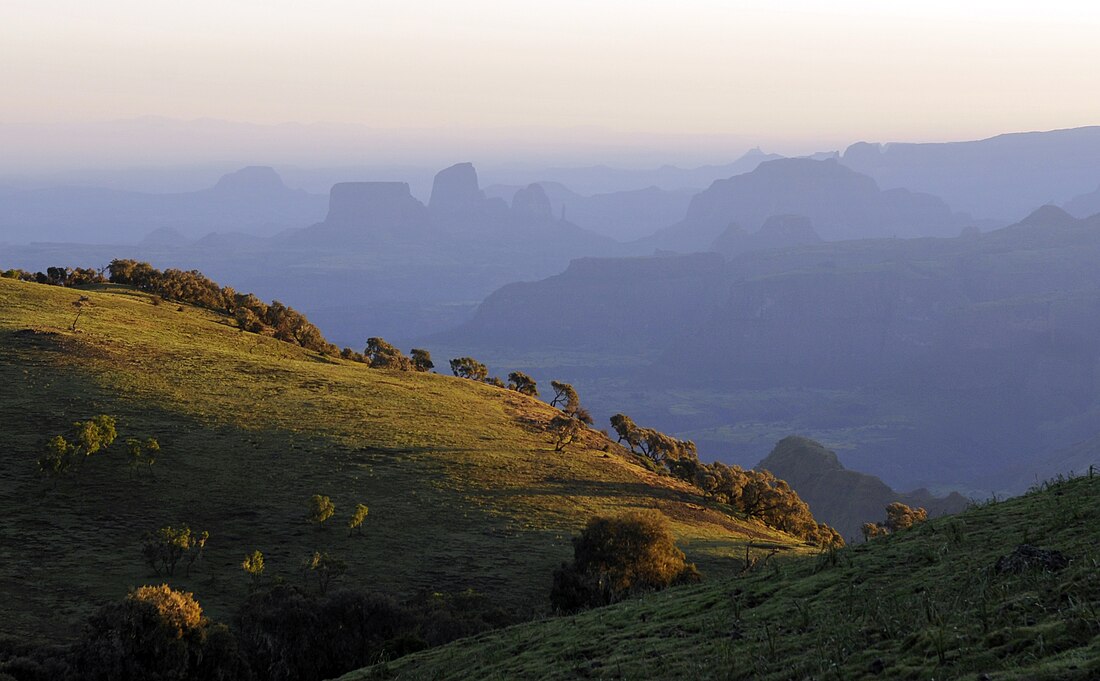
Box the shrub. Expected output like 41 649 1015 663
550 511 700 612
141 525 208 577
348 503 369 535
307 494 335 529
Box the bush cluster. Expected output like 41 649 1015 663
105 259 336 354
610 413 842 547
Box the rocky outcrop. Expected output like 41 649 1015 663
325 182 427 226
511 184 554 222
428 162 486 213
756 436 969 541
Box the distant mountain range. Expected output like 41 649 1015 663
645 157 969 252
484 182 695 242
840 126 1100 222
438 205 1100 492
0 166 327 244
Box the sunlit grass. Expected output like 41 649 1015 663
342 474 1100 681
0 278 807 642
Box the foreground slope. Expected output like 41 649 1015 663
343 474 1100 681
0 277 804 642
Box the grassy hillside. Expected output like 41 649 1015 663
342 474 1100 681
0 277 806 643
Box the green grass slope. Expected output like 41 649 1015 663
0 278 805 642
341 474 1100 681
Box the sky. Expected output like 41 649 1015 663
2 0 1100 168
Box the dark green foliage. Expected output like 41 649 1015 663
364 337 412 370
70 585 244 681
507 371 538 396
548 414 583 452
409 348 434 372
125 437 160 476
141 526 208 577
235 585 511 681
449 357 488 381
38 415 118 480
551 511 701 613
485 376 506 388
302 552 347 595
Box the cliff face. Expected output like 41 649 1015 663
325 182 429 227
428 162 486 213
756 436 968 541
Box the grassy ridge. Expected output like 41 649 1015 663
341 475 1100 681
0 278 803 642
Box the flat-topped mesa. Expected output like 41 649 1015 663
211 166 289 196
511 183 554 222
428 162 486 212
325 182 428 226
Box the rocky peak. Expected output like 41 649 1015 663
428 162 485 212
511 183 553 221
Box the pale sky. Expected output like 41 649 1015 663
2 1 1100 165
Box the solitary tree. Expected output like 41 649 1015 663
549 414 584 452
449 357 488 381
302 551 347 595
550 381 578 410
410 348 434 372
241 550 265 591
126 437 161 477
550 511 700 612
307 494 336 530
141 526 208 577
348 503 369 536
507 371 539 396
70 295 91 331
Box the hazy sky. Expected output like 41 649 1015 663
3 1 1100 166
